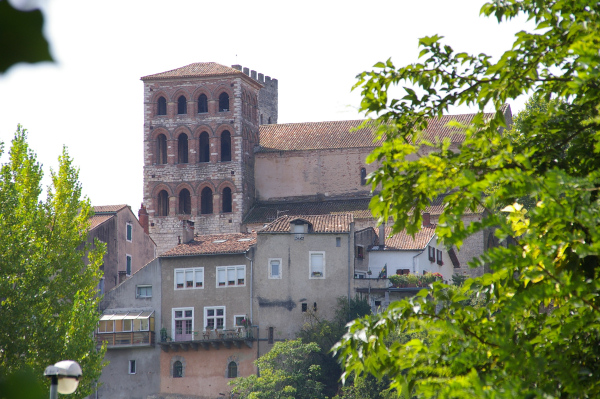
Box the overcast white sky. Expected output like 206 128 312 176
0 0 533 211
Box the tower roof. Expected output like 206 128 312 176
141 62 244 81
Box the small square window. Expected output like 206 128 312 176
137 285 152 298
129 360 136 374
269 259 281 279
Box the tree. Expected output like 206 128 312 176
0 126 106 398
230 339 324 399
297 296 371 397
335 1 600 398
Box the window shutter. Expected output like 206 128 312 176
237 267 245 284
311 254 323 274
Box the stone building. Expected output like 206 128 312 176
141 63 277 254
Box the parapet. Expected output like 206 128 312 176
231 64 278 87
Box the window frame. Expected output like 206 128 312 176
204 306 226 330
309 251 326 279
293 223 304 240
227 361 238 378
126 222 133 242
172 307 194 340
268 258 282 279
126 254 132 276
173 360 183 378
174 267 204 290
216 265 246 287
436 249 443 265
136 285 152 298
129 360 136 375
234 315 246 328
157 96 167 116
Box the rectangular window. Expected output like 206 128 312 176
136 285 152 298
269 258 282 279
437 249 443 265
98 320 114 333
216 266 245 287
294 224 304 240
309 252 325 279
336 237 341 247
129 360 136 375
356 246 364 259
301 303 308 312
428 246 435 262
205 306 225 330
173 308 193 341
126 255 132 275
268 327 274 344
234 315 245 327
174 268 204 290
126 223 133 242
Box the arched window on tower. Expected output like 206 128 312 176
177 95 187 115
157 96 167 116
199 131 210 163
198 94 208 113
221 131 231 162
219 92 229 112
178 134 188 164
157 190 169 216
360 168 367 186
222 187 232 213
201 187 213 214
227 361 237 378
179 189 191 215
173 361 183 378
157 134 167 164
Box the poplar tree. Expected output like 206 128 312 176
0 126 105 398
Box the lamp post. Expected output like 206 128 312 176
44 360 82 399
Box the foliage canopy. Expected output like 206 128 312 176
335 1 600 398
0 126 105 398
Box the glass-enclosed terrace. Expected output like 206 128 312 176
96 310 155 348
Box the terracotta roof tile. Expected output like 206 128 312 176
257 112 497 152
161 232 256 257
244 199 373 225
141 62 244 81
258 120 380 152
260 214 354 234
371 226 436 251
89 214 114 230
93 204 128 213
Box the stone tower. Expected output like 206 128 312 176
141 62 278 254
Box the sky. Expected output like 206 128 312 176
0 0 534 211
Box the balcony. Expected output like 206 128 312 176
159 327 256 352
97 310 155 349
97 331 156 348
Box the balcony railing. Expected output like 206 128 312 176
159 327 255 352
96 331 155 348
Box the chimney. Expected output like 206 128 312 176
379 223 386 247
423 213 431 227
182 220 195 244
138 203 149 235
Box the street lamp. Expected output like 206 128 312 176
44 360 82 399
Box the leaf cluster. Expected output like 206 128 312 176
337 1 600 397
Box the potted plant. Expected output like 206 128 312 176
389 274 402 287
160 327 168 342
406 273 418 287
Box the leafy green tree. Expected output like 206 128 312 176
335 1 600 398
298 296 371 397
0 126 105 398
230 339 324 399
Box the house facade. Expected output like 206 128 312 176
154 227 257 399
89 204 157 293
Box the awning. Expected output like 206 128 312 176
100 310 154 321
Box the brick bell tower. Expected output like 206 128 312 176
141 62 278 254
